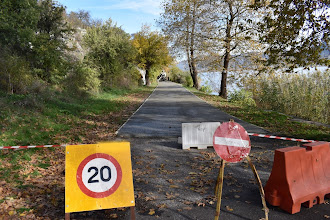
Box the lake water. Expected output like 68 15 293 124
199 66 329 96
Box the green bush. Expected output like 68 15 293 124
83 19 137 89
185 75 193 87
0 53 34 94
228 89 256 106
200 85 213 94
169 65 192 86
112 67 141 89
64 63 101 95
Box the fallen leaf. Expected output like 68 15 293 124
110 213 118 218
197 202 205 207
183 207 192 210
166 193 176 199
158 204 167 209
324 215 330 219
167 179 174 184
170 185 179 188
145 196 155 201
225 206 233 211
148 209 155 215
234 195 240 199
8 210 15 216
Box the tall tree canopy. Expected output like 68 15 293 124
83 19 137 86
33 0 72 83
0 0 39 54
159 0 261 98
158 0 206 90
255 0 330 69
132 26 172 86
205 0 260 99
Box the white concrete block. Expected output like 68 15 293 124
182 122 221 150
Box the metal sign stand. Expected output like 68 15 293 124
214 157 269 220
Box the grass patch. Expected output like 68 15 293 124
17 184 36 189
0 86 154 218
16 207 31 214
30 170 41 177
0 168 11 180
0 86 153 146
36 163 51 169
189 88 330 142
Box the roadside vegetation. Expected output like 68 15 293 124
0 86 153 218
246 70 329 125
189 88 330 142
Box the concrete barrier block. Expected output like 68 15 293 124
182 122 220 150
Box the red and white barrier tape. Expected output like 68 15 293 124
0 145 65 150
0 133 324 150
247 133 318 143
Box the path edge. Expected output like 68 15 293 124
115 84 159 136
181 84 271 134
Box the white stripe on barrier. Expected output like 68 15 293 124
214 137 250 148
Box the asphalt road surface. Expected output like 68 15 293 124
113 81 329 220
116 81 268 138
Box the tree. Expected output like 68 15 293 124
31 0 72 83
203 0 260 99
159 0 261 98
254 0 330 69
158 0 205 89
132 26 172 86
0 0 39 55
83 19 137 87
66 10 102 29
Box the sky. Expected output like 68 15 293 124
56 0 163 34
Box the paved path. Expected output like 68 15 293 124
117 81 268 137
112 81 328 220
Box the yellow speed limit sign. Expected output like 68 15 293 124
65 142 135 213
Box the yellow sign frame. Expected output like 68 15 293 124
65 142 135 213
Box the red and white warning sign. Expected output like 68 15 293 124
213 121 251 163
65 143 135 213
76 153 122 198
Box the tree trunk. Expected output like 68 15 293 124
190 1 200 90
219 59 228 99
145 67 151 86
190 53 199 89
219 2 233 99
186 25 193 80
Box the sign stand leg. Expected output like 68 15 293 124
214 160 225 220
65 213 70 220
130 206 136 220
246 156 269 220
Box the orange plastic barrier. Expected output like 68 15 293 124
264 142 330 214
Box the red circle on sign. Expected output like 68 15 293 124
213 121 251 163
76 153 122 198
